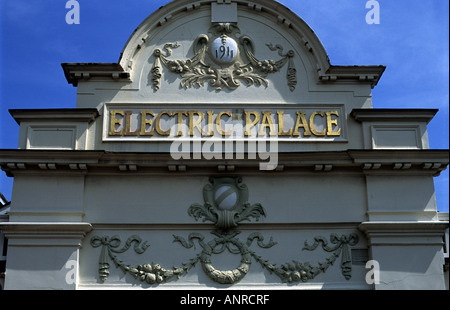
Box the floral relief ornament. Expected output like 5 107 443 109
150 23 297 92
90 177 360 286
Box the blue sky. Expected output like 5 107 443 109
0 0 448 212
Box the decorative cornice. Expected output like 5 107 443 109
1 149 448 176
347 149 449 166
0 222 93 247
9 108 99 125
0 149 104 164
61 63 130 87
320 65 386 89
359 221 449 246
351 108 438 124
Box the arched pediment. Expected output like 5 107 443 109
119 0 333 86
63 0 384 103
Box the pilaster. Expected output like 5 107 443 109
359 221 448 290
0 222 92 290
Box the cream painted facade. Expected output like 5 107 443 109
0 0 448 290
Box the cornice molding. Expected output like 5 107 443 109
61 63 130 87
351 108 438 124
359 221 449 246
322 65 386 88
9 108 99 125
0 222 93 247
1 149 448 177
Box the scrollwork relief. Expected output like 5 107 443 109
90 231 358 285
188 177 266 230
150 23 296 92
90 177 360 286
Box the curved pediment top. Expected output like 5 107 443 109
119 0 331 74
62 0 384 92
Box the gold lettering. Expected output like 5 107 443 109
189 111 205 136
109 110 124 136
107 109 342 139
292 111 311 137
154 110 172 136
206 110 214 136
173 111 187 136
326 111 341 136
216 111 232 136
309 111 326 136
277 110 292 136
139 110 155 136
124 111 139 136
259 111 277 136
244 111 260 136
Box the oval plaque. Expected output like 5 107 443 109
211 35 238 65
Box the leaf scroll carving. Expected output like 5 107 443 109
90 232 359 285
150 24 296 92
90 178 359 286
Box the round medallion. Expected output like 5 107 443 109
214 185 238 210
210 35 238 65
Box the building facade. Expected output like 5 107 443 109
0 0 448 290
0 193 9 290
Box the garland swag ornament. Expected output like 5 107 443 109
90 177 359 285
150 23 297 92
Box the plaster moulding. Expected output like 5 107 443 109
90 177 360 286
0 222 93 247
150 23 297 92
358 221 448 246
59 1 385 89
1 150 448 177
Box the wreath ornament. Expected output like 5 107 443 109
90 177 359 285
